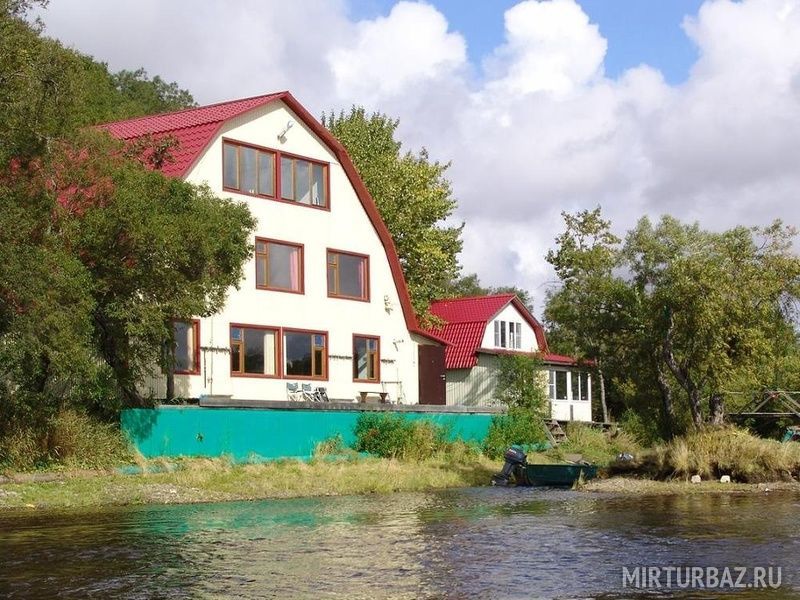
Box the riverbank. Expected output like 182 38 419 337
0 455 500 511
582 477 800 495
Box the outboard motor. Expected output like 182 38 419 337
491 445 527 486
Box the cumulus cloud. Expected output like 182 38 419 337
39 0 800 311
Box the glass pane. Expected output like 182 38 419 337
263 331 276 376
240 147 257 194
556 371 568 400
494 321 500 346
256 253 267 287
337 254 366 298
354 338 367 379
258 152 275 196
231 343 241 372
223 144 238 189
281 157 293 199
581 373 589 401
285 332 311 376
313 348 324 377
311 163 325 206
327 264 336 294
571 372 580 401
244 328 266 374
231 327 242 341
173 321 194 372
500 321 506 348
296 160 311 204
268 243 299 290
515 323 522 349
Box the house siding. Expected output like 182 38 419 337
444 354 593 421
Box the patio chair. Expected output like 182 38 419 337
314 387 329 402
286 382 303 402
301 383 317 402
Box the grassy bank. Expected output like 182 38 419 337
0 454 500 511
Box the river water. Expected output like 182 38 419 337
1 488 798 599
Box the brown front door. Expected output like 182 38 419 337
418 345 446 405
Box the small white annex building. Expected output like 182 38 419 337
102 92 444 404
427 294 593 421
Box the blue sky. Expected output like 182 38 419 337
351 0 705 83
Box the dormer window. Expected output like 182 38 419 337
222 139 329 209
494 320 522 349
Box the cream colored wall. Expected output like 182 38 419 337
548 369 593 422
168 101 420 403
445 355 501 406
480 304 540 351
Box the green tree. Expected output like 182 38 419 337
624 217 800 428
323 107 463 317
544 208 625 423
0 2 254 449
484 354 548 457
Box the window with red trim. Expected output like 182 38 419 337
256 239 303 293
284 330 327 379
230 325 279 377
223 140 328 208
353 336 379 382
327 250 369 300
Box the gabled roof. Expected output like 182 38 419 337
99 91 438 343
427 294 576 369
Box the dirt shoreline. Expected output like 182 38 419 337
581 477 800 495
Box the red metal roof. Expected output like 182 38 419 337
98 93 284 178
427 294 555 369
98 91 439 343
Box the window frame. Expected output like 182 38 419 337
353 334 380 383
222 138 330 211
326 248 370 302
283 328 328 381
255 237 305 294
173 319 201 375
229 323 281 379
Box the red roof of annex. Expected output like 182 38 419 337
427 294 579 369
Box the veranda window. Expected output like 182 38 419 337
230 326 278 377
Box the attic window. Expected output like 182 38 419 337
222 139 329 209
223 142 275 196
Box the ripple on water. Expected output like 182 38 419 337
0 489 799 599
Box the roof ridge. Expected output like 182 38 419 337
431 293 516 304
98 91 288 128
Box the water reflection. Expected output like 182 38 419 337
0 489 798 599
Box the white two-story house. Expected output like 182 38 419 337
427 294 592 421
102 92 443 404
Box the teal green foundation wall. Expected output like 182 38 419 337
121 406 495 461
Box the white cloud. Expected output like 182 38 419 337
38 0 800 312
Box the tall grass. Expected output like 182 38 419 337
548 423 641 465
650 427 800 482
0 408 133 472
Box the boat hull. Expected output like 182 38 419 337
521 464 598 487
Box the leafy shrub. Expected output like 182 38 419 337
353 413 449 460
483 407 548 459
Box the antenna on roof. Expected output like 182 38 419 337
277 119 295 142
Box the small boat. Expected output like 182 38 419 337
522 463 598 487
491 446 598 487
